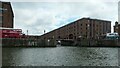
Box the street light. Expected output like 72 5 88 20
78 36 82 46
44 30 45 34
27 30 28 38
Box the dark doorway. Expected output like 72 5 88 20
58 36 61 39
69 34 73 39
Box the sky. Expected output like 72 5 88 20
1 0 120 35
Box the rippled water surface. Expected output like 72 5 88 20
2 46 118 66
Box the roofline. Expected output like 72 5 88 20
0 27 21 30
81 17 111 22
40 17 111 37
56 17 111 30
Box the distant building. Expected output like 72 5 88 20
114 21 119 33
0 1 14 28
118 24 120 35
40 17 111 40
115 24 120 36
114 22 120 36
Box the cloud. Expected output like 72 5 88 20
11 2 118 35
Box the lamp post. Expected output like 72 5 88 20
27 30 28 38
44 30 45 34
78 36 82 46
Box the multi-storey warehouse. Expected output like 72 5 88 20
0 1 14 28
40 18 111 40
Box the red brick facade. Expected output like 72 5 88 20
0 1 14 28
118 24 120 35
40 18 111 40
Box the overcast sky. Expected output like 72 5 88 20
2 0 119 35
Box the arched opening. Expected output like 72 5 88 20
58 36 61 39
69 34 73 39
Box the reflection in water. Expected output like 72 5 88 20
2 46 118 66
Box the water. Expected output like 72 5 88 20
2 46 119 66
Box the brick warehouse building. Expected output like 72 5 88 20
0 1 14 28
40 18 111 40
118 24 120 35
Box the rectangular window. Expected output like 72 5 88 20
81 24 82 26
74 26 75 28
0 9 2 16
81 32 82 35
0 16 2 24
0 8 2 13
86 32 88 35
0 16 2 20
0 10 2 13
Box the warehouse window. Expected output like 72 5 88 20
58 36 61 39
0 16 2 23
81 24 82 26
74 36 76 39
0 9 2 13
86 32 88 35
81 31 82 34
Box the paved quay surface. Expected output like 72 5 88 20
2 46 119 66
